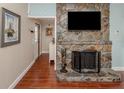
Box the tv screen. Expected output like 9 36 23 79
68 11 101 30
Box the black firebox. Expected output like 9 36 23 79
71 51 101 73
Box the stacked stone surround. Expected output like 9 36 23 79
57 3 110 42
57 41 112 69
56 3 121 82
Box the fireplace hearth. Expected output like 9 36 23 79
72 51 100 73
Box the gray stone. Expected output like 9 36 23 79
56 68 121 82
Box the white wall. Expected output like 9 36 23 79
0 4 39 88
40 19 55 53
110 4 124 69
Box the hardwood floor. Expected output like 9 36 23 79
15 54 124 89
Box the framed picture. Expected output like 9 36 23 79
1 8 21 47
46 24 52 36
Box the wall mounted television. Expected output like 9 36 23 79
68 11 101 31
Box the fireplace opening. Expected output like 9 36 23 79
71 51 101 73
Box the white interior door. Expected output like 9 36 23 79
34 25 38 60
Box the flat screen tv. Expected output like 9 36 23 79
68 11 101 31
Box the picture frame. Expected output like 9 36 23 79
46 24 52 36
1 8 21 47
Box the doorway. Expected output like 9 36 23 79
30 17 56 70
34 23 41 60
35 23 41 58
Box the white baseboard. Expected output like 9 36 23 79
112 67 124 71
42 50 48 53
8 59 36 89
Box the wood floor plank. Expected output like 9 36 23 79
15 53 124 89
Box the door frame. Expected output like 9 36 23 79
35 23 41 58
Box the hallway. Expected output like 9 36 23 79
15 54 124 89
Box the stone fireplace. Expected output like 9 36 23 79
56 3 121 82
